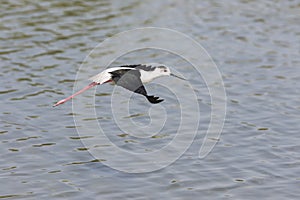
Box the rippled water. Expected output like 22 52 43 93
1 0 300 199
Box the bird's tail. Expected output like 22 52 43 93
146 95 164 104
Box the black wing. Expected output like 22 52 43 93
120 64 156 72
109 69 163 104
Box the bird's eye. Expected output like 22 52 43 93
164 69 167 72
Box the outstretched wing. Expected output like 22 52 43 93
109 69 163 104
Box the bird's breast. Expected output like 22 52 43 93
140 71 157 83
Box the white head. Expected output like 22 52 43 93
155 65 186 80
139 63 186 83
156 65 171 76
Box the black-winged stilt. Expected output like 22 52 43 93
53 64 185 107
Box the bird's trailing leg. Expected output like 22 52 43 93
53 82 98 107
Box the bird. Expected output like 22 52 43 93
53 64 185 107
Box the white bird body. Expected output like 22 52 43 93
90 66 169 84
140 69 166 83
53 64 185 107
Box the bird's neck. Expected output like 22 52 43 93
140 70 161 83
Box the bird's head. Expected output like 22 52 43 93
157 65 171 76
156 65 186 80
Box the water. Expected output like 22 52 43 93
1 0 300 199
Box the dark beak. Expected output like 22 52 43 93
170 73 186 80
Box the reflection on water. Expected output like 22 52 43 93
1 0 300 199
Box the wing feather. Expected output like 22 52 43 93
109 69 163 104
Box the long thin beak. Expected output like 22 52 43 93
170 73 186 80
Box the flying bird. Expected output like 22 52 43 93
53 64 185 107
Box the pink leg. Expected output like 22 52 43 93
53 82 99 107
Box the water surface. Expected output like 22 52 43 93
1 0 299 199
